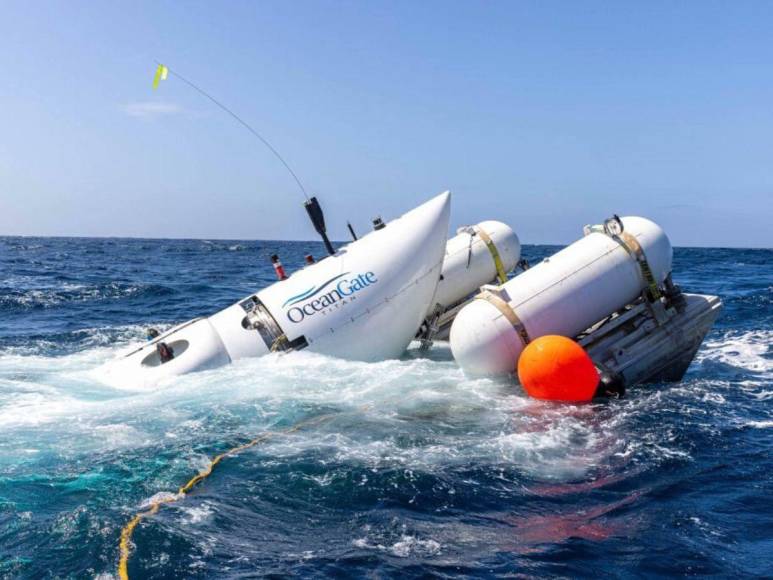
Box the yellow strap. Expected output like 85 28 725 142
476 227 508 284
618 232 662 301
477 291 530 346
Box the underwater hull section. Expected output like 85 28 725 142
450 216 673 376
100 192 451 387
580 293 722 388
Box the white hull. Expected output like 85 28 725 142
102 192 451 388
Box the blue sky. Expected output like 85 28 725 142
2 1 771 247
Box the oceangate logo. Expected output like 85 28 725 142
284 271 378 323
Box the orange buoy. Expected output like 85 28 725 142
517 335 599 402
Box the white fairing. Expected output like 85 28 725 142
257 191 451 360
450 216 673 376
432 221 520 311
102 319 232 387
102 192 451 388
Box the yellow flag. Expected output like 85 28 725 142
152 64 168 89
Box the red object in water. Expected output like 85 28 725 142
271 254 287 281
517 335 599 402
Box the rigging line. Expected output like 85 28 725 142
117 411 336 579
157 61 310 200
117 368 437 577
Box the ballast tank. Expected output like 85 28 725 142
449 216 673 376
431 221 520 312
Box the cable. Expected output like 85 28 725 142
157 61 309 200
117 412 334 579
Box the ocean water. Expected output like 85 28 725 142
0 236 770 579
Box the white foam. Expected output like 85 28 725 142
0 334 739 483
140 491 181 508
352 534 442 558
696 330 773 375
745 421 773 429
180 502 215 524
390 535 442 557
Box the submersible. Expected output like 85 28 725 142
103 192 451 387
102 192 524 389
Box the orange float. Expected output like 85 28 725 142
516 335 599 402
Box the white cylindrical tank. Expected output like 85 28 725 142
449 216 673 376
432 221 521 311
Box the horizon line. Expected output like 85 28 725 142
0 233 769 251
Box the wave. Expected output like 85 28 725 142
1 325 768 474
694 329 773 375
0 343 698 482
0 334 769 577
2 240 771 576
0 282 175 312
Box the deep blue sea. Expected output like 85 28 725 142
0 237 770 579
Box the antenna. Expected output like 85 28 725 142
155 61 309 200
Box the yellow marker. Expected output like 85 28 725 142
152 64 168 89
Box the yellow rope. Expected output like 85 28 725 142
117 413 334 580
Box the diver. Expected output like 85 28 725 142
157 341 175 363
146 328 160 341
